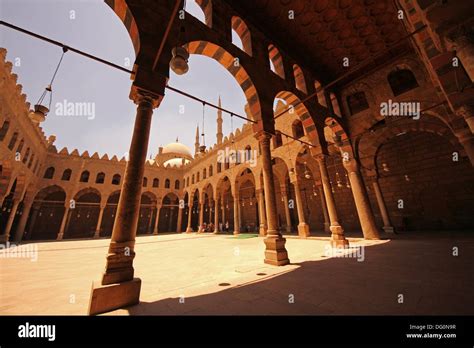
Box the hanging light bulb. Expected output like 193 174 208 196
382 163 390 172
404 174 410 182
303 162 311 179
336 172 343 188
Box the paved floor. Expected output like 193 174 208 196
0 231 473 315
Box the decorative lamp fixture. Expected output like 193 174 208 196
170 18 189 75
30 47 67 124
382 163 390 172
170 46 189 75
404 174 410 182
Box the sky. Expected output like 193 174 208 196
0 0 247 158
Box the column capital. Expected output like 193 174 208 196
254 130 272 143
130 86 163 108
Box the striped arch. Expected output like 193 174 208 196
231 16 252 56
185 41 261 121
324 117 354 157
275 91 320 147
358 118 460 171
293 64 307 94
268 44 285 79
105 0 140 55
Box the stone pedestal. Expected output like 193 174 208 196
263 236 289 266
88 278 141 315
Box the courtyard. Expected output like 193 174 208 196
1 231 473 315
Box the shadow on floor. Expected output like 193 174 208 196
124 232 474 315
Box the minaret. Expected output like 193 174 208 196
195 124 200 156
217 95 223 145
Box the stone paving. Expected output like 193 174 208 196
0 231 473 315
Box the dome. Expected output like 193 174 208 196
163 158 190 168
162 142 192 158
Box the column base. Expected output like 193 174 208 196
213 229 219 234
285 226 292 234
88 278 141 315
56 233 64 240
264 235 289 266
383 226 395 233
297 223 310 238
0 234 9 243
233 230 240 235
186 227 193 233
153 230 158 235
94 231 100 238
329 224 349 248
259 225 267 237
330 238 349 248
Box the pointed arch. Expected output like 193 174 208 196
231 16 252 56
185 40 261 121
268 44 285 79
293 64 307 93
105 0 140 55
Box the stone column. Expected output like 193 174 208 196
316 155 349 248
94 203 106 238
176 206 183 233
88 91 161 316
281 186 292 234
13 198 34 242
318 185 331 233
222 194 226 227
257 189 267 236
213 198 219 234
197 201 204 233
293 179 310 238
153 204 162 235
257 132 289 265
343 159 380 240
370 176 395 233
0 199 20 243
57 205 70 240
208 200 213 223
233 193 240 234
186 200 193 233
